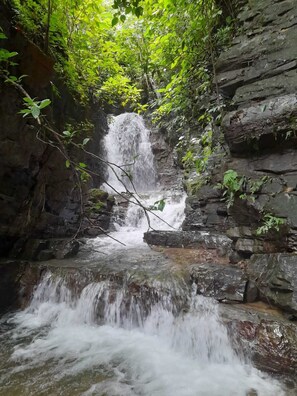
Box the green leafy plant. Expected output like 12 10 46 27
149 198 166 212
217 170 269 209
256 213 286 236
217 170 245 208
19 97 51 119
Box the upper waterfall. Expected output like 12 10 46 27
103 113 156 193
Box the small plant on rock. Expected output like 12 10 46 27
256 213 286 236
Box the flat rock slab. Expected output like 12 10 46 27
143 230 232 256
247 253 297 315
191 263 247 303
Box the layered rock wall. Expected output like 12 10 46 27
184 0 297 257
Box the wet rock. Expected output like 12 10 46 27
235 238 265 255
191 263 247 303
54 240 80 259
82 189 115 236
0 260 33 313
221 303 297 380
247 253 297 314
10 238 80 261
144 230 232 255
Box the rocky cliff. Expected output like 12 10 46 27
0 4 109 258
184 0 297 257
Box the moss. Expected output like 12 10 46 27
88 188 109 203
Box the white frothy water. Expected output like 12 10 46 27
96 112 186 251
103 113 156 193
1 273 284 396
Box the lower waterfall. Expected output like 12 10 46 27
0 113 286 395
0 270 283 396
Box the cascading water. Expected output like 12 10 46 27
0 113 286 395
103 113 156 193
95 112 187 249
0 270 284 395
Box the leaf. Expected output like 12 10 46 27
112 16 119 26
79 162 87 169
135 6 143 17
19 109 30 117
82 138 90 146
31 105 40 119
23 97 35 104
5 75 17 82
63 130 72 137
65 159 71 168
120 14 126 22
39 99 51 109
0 32 7 39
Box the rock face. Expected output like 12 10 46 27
0 260 41 313
222 303 297 380
183 0 297 257
247 253 297 317
191 263 247 302
0 5 109 257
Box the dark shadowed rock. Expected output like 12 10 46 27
10 238 80 261
0 260 40 312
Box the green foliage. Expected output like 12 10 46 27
9 0 233 116
97 75 142 107
217 170 244 208
218 170 268 209
256 214 286 236
149 198 166 212
112 0 143 25
11 0 143 106
19 97 51 119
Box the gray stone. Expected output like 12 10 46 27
54 240 80 259
235 238 264 255
36 249 55 261
247 253 297 314
265 193 297 228
144 230 232 255
191 263 247 302
226 226 253 239
222 94 297 153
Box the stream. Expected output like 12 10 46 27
0 114 287 395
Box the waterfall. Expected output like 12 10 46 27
0 270 283 396
94 112 186 250
103 113 156 193
0 113 285 396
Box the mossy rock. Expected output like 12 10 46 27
88 188 109 203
